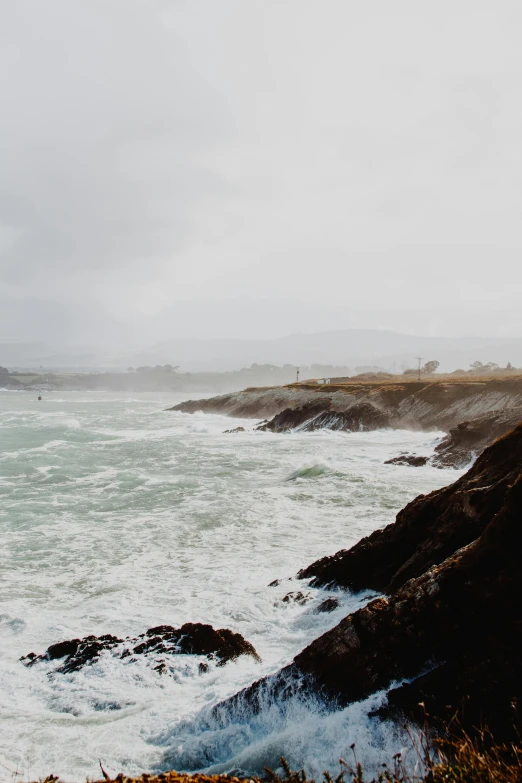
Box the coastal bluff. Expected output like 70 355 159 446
170 378 522 467
213 422 522 742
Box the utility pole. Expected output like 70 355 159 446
296 366 300 383
416 357 423 382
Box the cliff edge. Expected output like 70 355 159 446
215 422 522 741
170 379 522 466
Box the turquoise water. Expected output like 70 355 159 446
0 391 458 781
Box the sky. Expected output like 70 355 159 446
1 0 522 346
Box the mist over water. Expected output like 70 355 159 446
0 391 460 781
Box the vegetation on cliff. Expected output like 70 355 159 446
32 734 522 783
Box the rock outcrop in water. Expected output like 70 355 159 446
384 453 429 467
22 623 260 674
215 422 522 741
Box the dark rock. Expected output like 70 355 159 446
384 454 428 467
268 579 281 587
42 635 123 673
298 423 522 593
300 403 391 432
198 662 209 674
293 468 522 740
223 426 245 434
281 591 313 605
257 401 391 433
23 622 260 674
314 597 340 613
216 423 522 742
256 402 330 432
431 408 522 468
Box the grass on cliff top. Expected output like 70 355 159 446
32 732 522 783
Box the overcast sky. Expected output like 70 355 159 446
1 0 522 346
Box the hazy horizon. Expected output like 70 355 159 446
3 325 522 374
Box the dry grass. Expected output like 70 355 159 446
263 732 522 783
27 733 522 783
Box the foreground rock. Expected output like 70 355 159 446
215 423 522 741
299 423 522 593
22 623 260 674
294 470 522 740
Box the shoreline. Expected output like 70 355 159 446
170 377 522 468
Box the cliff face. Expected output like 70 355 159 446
171 380 522 465
171 379 522 431
430 407 522 467
298 423 522 592
295 469 522 739
215 423 522 740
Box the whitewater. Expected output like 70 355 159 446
0 391 462 782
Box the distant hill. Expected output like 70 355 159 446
2 329 522 373
120 330 522 373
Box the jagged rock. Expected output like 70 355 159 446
22 623 260 674
300 403 391 432
257 401 390 433
268 579 281 587
431 408 522 468
280 591 313 605
384 454 428 467
223 426 245 433
169 379 522 434
256 402 330 432
298 423 522 593
314 597 340 613
215 423 522 741
293 469 522 740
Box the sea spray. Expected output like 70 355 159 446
0 391 460 781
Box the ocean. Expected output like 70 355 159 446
0 391 460 782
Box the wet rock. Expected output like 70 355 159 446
281 591 313 605
431 407 522 468
384 453 428 467
22 623 260 674
217 423 522 742
256 402 330 432
257 401 391 433
169 379 522 434
223 426 245 434
314 597 340 613
298 422 522 593
268 579 281 587
293 465 522 740
300 403 391 432
22 635 124 674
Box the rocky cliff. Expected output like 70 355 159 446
298 422 522 592
215 422 522 740
171 379 522 430
170 379 522 467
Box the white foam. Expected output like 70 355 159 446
0 391 461 781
